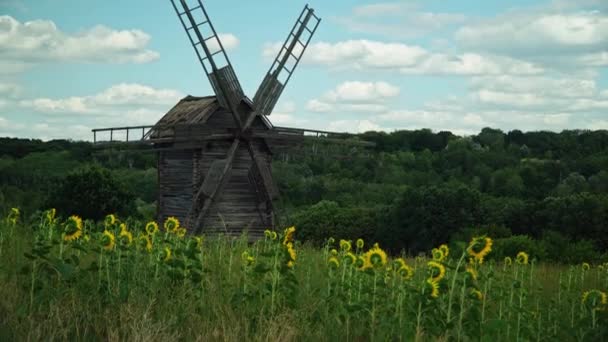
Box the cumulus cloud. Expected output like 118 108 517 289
263 40 543 76
0 15 159 70
334 2 466 39
306 81 400 113
20 83 183 115
454 9 608 69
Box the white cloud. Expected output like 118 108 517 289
0 15 159 69
0 81 20 97
335 3 466 39
306 81 399 114
266 100 307 127
20 83 183 115
327 119 382 133
263 40 543 76
455 10 608 68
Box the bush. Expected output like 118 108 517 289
491 235 546 261
48 165 136 221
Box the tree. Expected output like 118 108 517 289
48 165 136 221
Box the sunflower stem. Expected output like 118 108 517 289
446 252 466 323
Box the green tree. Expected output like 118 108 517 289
48 165 136 221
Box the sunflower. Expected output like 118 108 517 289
164 217 180 233
356 238 364 250
398 264 414 280
327 237 335 245
63 215 83 242
465 266 478 281
194 236 204 249
467 236 493 264
101 230 115 251
270 231 278 240
426 278 440 298
119 228 133 246
330 248 338 257
355 256 366 270
264 230 272 239
283 226 296 245
328 256 340 269
339 239 352 252
104 214 117 229
516 251 529 265
241 251 255 266
176 227 187 238
439 244 449 258
285 242 297 267
343 252 356 265
582 262 591 271
582 289 608 311
393 258 407 270
470 288 484 301
137 234 153 252
504 256 513 266
161 247 172 262
45 208 56 225
7 207 19 226
427 260 446 282
145 221 159 235
431 248 445 261
362 244 388 269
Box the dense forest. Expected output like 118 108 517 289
1 127 608 262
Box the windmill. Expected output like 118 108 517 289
92 1 373 238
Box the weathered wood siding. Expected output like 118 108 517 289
158 150 194 227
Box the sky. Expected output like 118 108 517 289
0 0 607 141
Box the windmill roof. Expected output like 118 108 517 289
154 95 219 127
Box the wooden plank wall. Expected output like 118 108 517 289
158 150 194 228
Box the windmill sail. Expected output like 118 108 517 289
253 5 320 116
170 0 244 114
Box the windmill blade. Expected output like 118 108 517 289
170 0 244 121
253 4 320 116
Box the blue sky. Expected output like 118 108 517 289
0 0 606 140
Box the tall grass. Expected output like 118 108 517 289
0 209 607 341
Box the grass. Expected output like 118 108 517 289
0 209 607 341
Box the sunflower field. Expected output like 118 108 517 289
0 208 607 341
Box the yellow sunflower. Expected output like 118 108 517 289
355 256 367 270
270 231 278 240
465 266 478 281
467 236 493 264
285 242 297 268
145 221 159 235
582 262 591 271
516 251 529 265
194 236 204 249
427 260 446 282
161 247 172 262
339 239 352 252
439 244 449 258
176 227 187 238
101 230 115 251
393 257 407 270
426 278 440 298
164 217 180 233
504 256 513 266
363 244 388 269
104 214 117 229
137 234 153 252
283 226 296 245
356 238 364 250
328 256 340 269
63 215 83 242
45 208 57 225
398 264 414 280
264 229 272 239
343 252 356 265
582 289 608 311
330 248 338 257
470 288 484 301
119 228 133 246
431 248 445 261
7 207 19 226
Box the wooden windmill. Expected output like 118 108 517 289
92 0 372 238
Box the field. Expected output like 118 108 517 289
1 209 607 341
